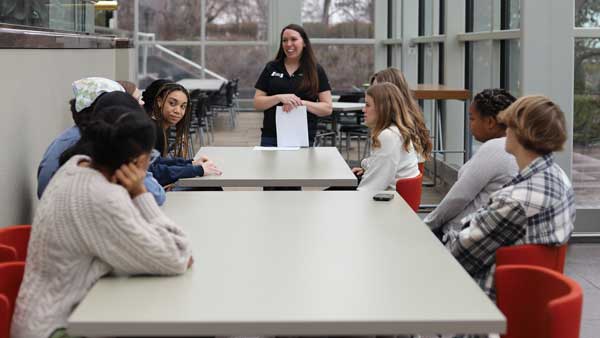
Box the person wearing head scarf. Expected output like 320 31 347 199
37 78 166 206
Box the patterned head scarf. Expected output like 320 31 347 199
72 77 125 112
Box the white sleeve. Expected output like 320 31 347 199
83 191 191 275
358 131 401 191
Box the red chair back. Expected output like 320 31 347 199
418 162 425 175
395 173 423 212
0 294 9 338
0 226 31 261
0 245 17 263
0 262 26 338
496 244 567 273
496 265 582 338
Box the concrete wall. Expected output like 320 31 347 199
0 48 133 226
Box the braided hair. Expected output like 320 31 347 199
151 83 191 158
473 89 517 120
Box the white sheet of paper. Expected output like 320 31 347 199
253 146 300 151
275 106 309 147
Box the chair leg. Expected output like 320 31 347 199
198 126 204 146
363 136 371 159
188 134 195 157
345 131 350 160
230 107 236 129
357 134 361 162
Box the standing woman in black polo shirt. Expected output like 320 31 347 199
254 24 333 146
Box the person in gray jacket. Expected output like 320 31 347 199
424 89 518 237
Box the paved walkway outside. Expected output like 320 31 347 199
573 151 600 208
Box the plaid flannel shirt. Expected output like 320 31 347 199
445 154 575 300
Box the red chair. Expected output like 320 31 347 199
496 265 582 338
0 245 17 263
0 225 31 261
0 294 9 338
0 262 26 338
418 162 425 175
496 244 567 273
395 173 423 212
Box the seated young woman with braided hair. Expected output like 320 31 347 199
424 88 519 238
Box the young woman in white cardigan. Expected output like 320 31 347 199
11 92 193 338
353 82 431 191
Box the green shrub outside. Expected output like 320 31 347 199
574 94 600 147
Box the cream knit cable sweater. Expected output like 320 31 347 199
11 155 191 338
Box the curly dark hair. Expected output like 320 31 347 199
473 89 517 119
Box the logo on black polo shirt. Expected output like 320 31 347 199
271 71 284 78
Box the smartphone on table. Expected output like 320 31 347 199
373 193 394 201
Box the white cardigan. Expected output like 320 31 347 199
11 155 191 338
358 126 420 191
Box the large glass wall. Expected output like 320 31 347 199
114 0 269 97
302 0 375 91
0 0 93 32
465 0 520 154
573 1 600 208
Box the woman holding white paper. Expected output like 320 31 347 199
254 24 333 147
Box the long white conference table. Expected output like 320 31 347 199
68 191 505 337
176 146 358 188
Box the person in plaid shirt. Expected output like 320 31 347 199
444 95 575 300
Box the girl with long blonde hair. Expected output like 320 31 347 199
353 83 430 191
370 67 432 160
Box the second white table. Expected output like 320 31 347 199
176 146 357 188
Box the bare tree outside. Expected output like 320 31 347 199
114 0 374 95
301 0 374 91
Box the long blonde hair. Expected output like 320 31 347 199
366 83 431 159
370 68 432 159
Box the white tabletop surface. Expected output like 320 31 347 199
332 102 365 111
177 78 225 91
177 146 357 187
68 191 505 337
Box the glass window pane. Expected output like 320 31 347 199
114 0 135 32
312 45 373 91
301 0 374 38
421 44 435 129
469 40 495 154
471 40 494 91
138 45 268 98
206 46 269 98
509 0 520 29
423 0 433 36
139 0 202 40
507 39 521 96
575 0 600 27
573 38 600 208
0 0 92 32
492 0 501 30
206 0 268 41
473 0 493 32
